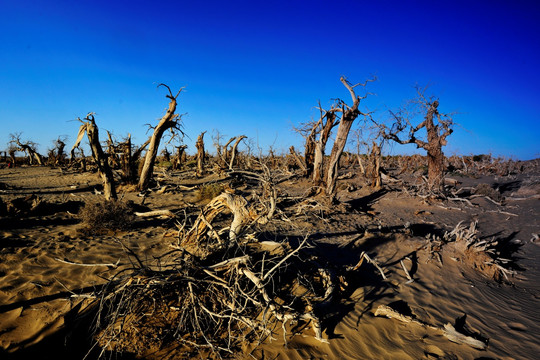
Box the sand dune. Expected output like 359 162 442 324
1 165 539 359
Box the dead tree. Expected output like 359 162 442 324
195 131 206 176
9 133 44 166
173 145 187 170
289 146 307 173
138 84 184 191
71 113 117 200
48 136 67 166
294 103 339 180
227 135 246 170
312 108 338 186
367 141 382 189
380 87 454 192
325 77 374 195
105 131 121 169
8 146 17 167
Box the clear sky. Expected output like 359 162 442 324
1 0 539 160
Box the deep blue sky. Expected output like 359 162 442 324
1 0 539 159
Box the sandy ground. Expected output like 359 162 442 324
0 166 539 359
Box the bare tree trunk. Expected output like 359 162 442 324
427 145 444 191
304 126 317 177
356 154 365 175
173 145 187 170
326 116 355 195
196 131 206 176
326 77 370 196
368 142 381 189
138 85 183 191
9 150 16 167
229 135 246 170
289 146 306 173
312 112 337 185
121 135 133 183
85 117 117 200
424 105 445 191
222 137 236 167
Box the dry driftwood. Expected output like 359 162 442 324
134 209 176 218
374 305 487 350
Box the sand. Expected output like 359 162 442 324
0 165 539 359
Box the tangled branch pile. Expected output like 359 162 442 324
427 221 522 282
89 169 340 359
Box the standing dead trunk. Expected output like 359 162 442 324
304 125 318 177
138 84 183 191
221 137 236 167
8 149 16 167
76 115 117 200
196 131 206 176
173 145 187 170
326 116 355 195
356 154 365 175
120 135 133 183
427 142 444 190
229 135 246 170
312 112 337 186
368 142 382 189
326 77 371 196
289 146 307 173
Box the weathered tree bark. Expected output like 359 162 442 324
105 131 120 169
229 135 246 170
196 131 206 176
326 77 371 195
289 146 306 173
312 111 337 186
138 84 183 191
304 123 318 177
368 142 382 189
8 149 16 167
424 102 447 190
72 114 117 200
356 154 365 175
222 137 236 167
120 134 133 182
173 145 187 170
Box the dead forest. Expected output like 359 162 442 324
1 80 539 360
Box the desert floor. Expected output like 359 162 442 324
0 165 539 359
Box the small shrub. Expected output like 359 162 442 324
197 183 225 202
473 183 502 201
80 199 134 234
157 160 172 170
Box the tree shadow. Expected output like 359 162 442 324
345 188 388 213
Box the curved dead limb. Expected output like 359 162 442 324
181 167 276 259
9 133 45 165
228 135 247 170
71 114 117 200
138 85 185 191
375 305 487 350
